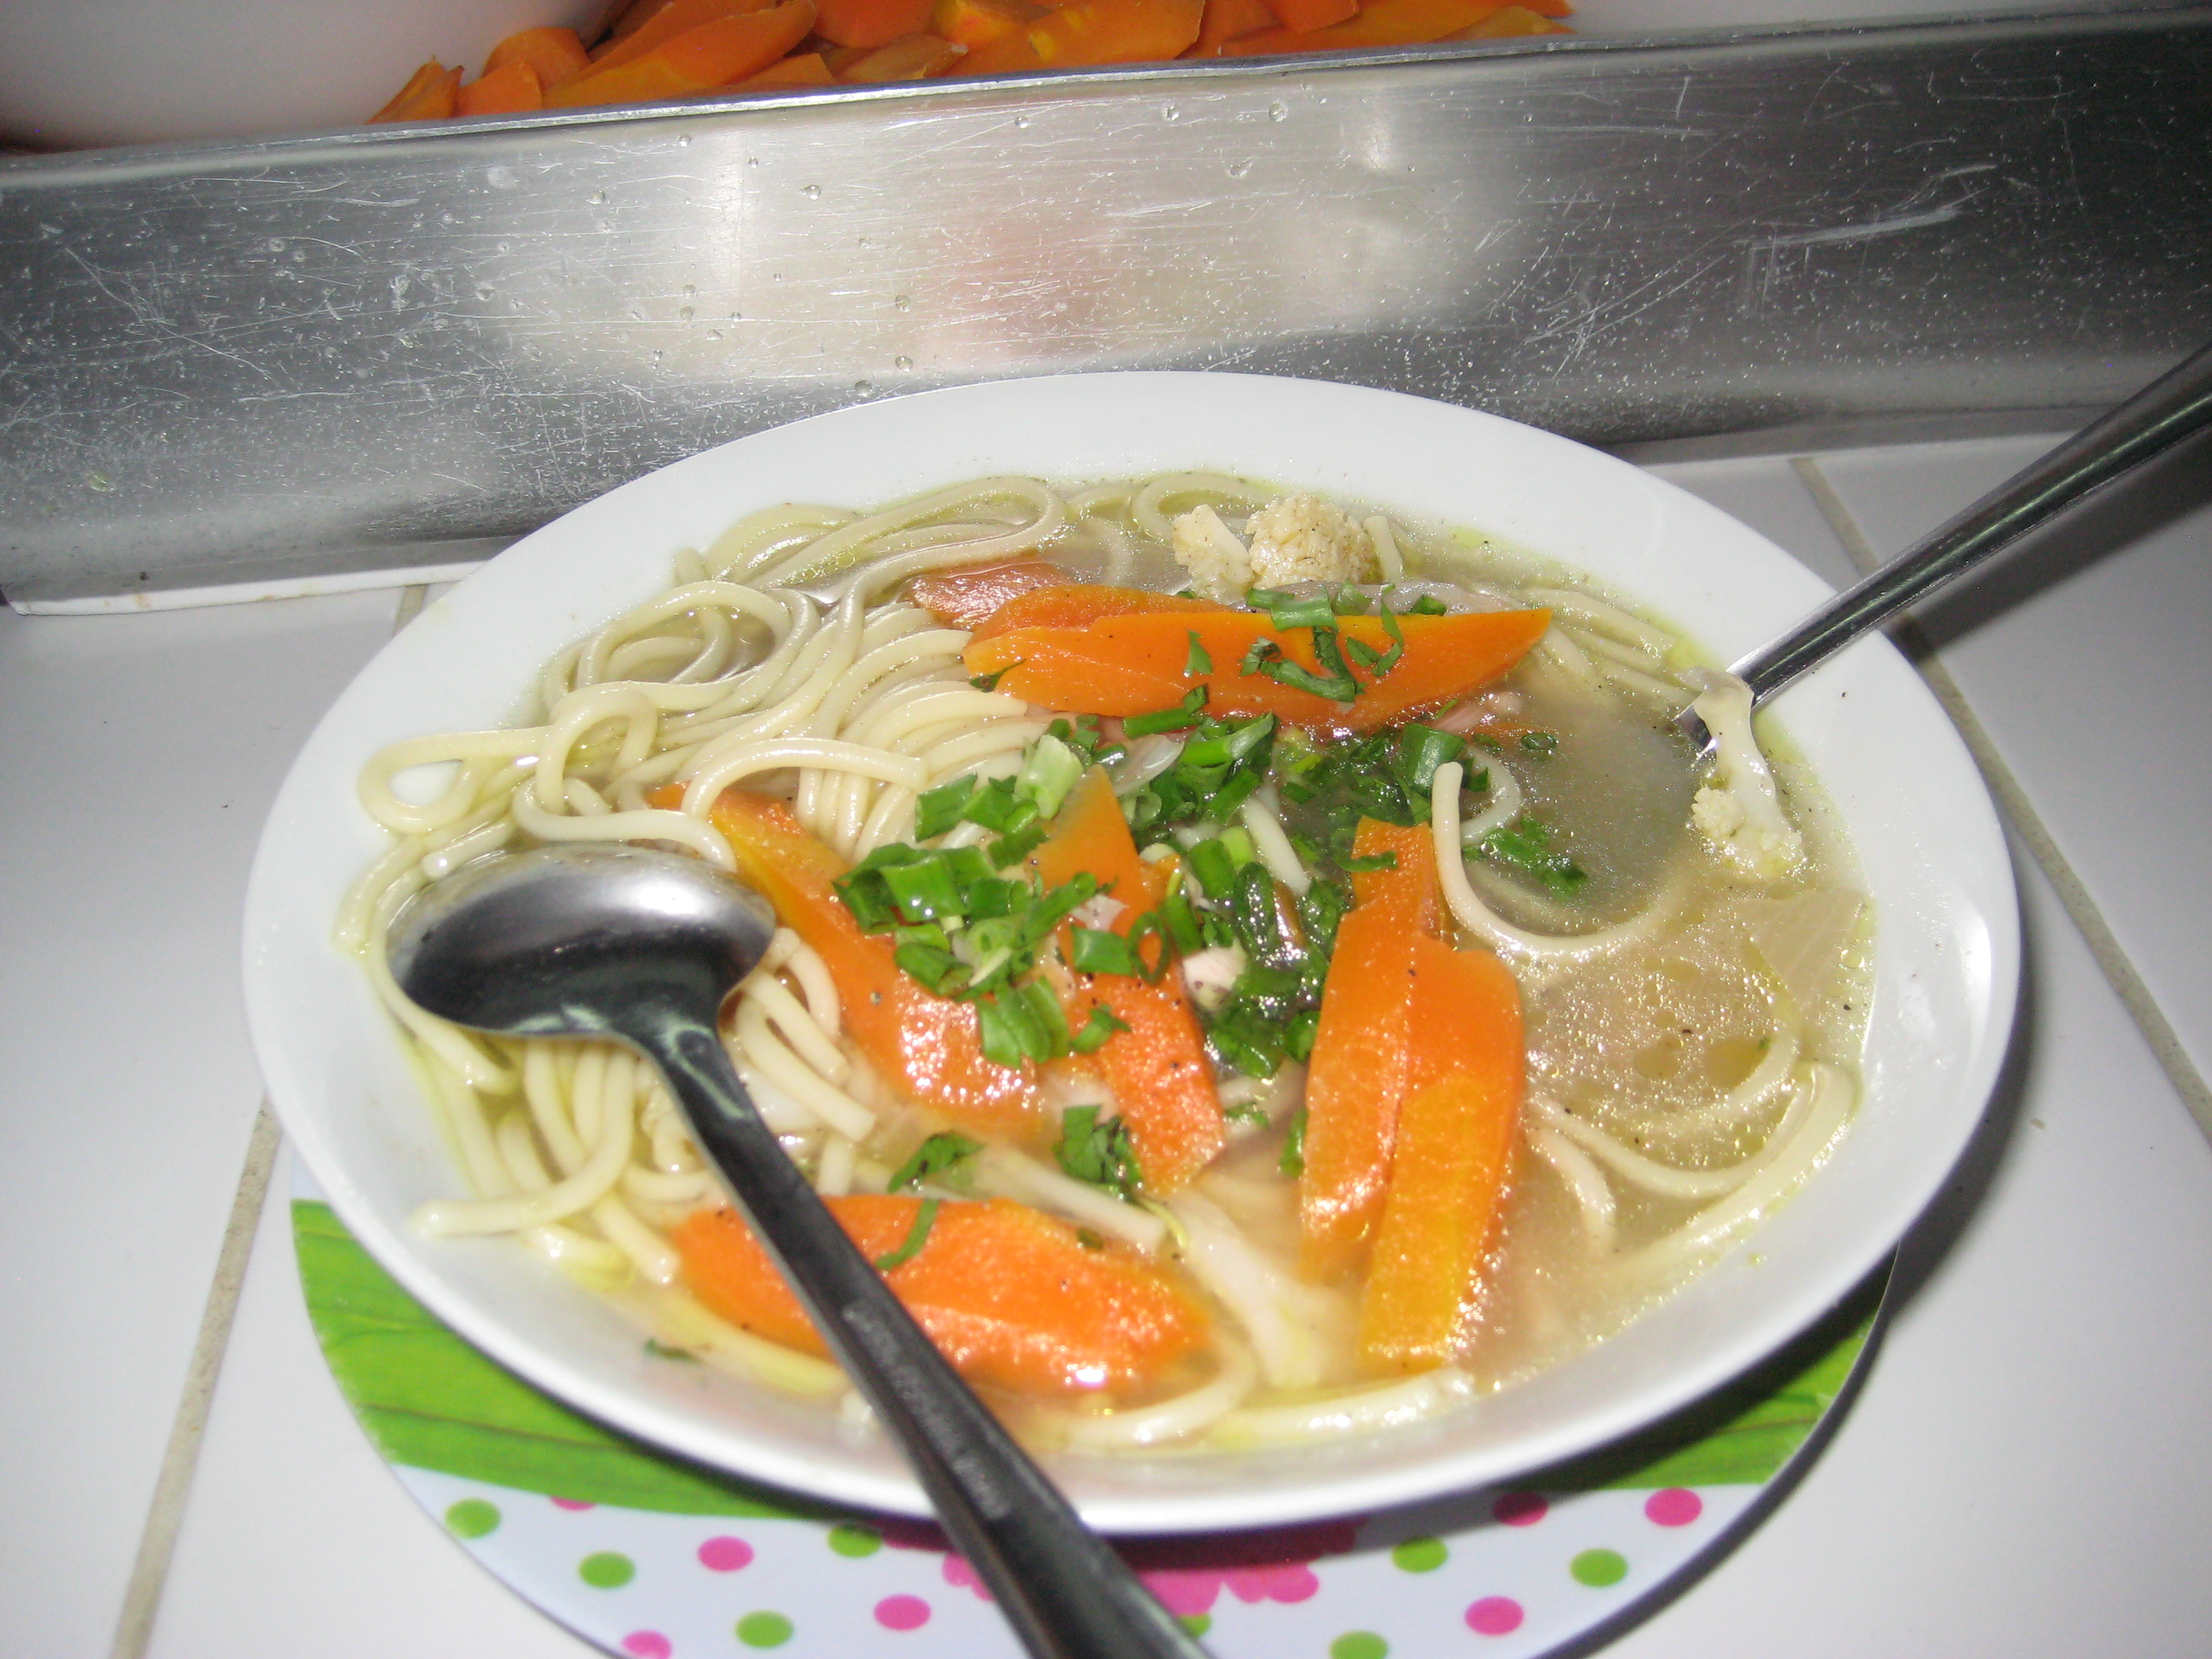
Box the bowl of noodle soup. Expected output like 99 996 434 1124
243 372 2016 1533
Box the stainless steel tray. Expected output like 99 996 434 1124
3 4 2206 606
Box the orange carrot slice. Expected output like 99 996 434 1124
606 0 680 43
456 60 544 116
1265 0 1356 32
545 1 817 104
584 0 778 76
739 49 839 81
839 30 967 76
1220 0 1557 53
971 583 1229 642
674 1196 1210 1396
1032 770 1226 1192
907 557 1068 629
369 60 462 122
817 0 939 46
1357 938 1522 1370
485 25 592 84
961 0 1205 73
1297 819 1440 1281
965 607 1551 736
1185 0 1279 54
1442 4 1573 35
663 786 1041 1136
930 0 1050 50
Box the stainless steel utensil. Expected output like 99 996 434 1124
1676 337 2212 755
386 842 1210 1659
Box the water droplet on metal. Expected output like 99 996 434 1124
894 354 913 370
1014 114 1030 127
894 294 911 311
683 283 696 297
706 328 721 340
801 183 822 199
265 238 287 253
1227 159 1252 178
1162 103 1180 121
678 305 694 321
853 379 874 396
590 189 611 204
652 349 665 363
677 132 693 146
1269 99 1289 121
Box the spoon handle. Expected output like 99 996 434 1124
639 1015 1212 1659
1732 336 2212 709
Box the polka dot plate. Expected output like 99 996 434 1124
295 1192 1887 1658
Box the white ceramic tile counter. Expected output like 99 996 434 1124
6 436 2209 1659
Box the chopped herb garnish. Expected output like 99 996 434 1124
969 664 1016 692
1071 1004 1132 1054
1223 1099 1271 1128
1279 1104 1308 1175
1076 1227 1107 1250
886 1131 984 1192
1519 729 1560 757
644 1339 699 1362
1246 588 1339 631
1186 836 1239 900
1055 1104 1141 1200
1124 685 1210 737
1481 815 1589 896
1070 925 1144 977
1408 593 1449 616
914 775 977 840
874 1198 940 1270
1184 631 1214 676
988 822 1049 868
1338 847 1399 875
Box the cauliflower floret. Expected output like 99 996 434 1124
1169 491 1377 602
1686 670 1806 884
1169 504 1254 603
1242 492 1377 589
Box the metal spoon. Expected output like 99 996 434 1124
387 842 1210 1659
1675 337 2212 755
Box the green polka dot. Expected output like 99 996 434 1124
827 1522 881 1557
1331 1635 1388 1659
737 1611 796 1647
1391 1536 1448 1573
1571 1547 1629 1588
1179 1615 1212 1639
579 1551 635 1588
444 1498 500 1539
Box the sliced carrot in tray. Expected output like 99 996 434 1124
1220 0 1557 53
972 583 1229 642
369 60 462 122
545 1 817 105
484 25 592 85
658 786 1041 1136
1032 770 1226 1193
1296 819 1439 1282
965 606 1550 735
673 1195 1210 1397
456 60 544 116
816 0 938 46
1357 938 1523 1371
962 0 1206 73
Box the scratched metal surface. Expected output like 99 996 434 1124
2 6 2207 604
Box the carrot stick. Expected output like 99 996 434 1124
485 25 593 85
544 1 818 104
1264 0 1356 32
1220 0 1551 54
583 0 778 76
1297 819 1440 1281
658 785 1042 1136
971 583 1228 642
1033 770 1226 1192
739 49 839 81
961 0 1205 73
1357 938 1522 1370
1185 0 1279 55
838 31 968 77
455 60 544 117
964 606 1552 736
906 557 1069 629
930 0 1050 50
816 0 939 47
674 1196 1210 1397
369 60 462 122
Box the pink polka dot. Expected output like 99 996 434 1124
1466 1596 1524 1636
698 1535 756 1572
1491 1491 1548 1527
875 1594 932 1631
551 1497 595 1511
1644 1488 1703 1527
621 1632 672 1658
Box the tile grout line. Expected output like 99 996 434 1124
1790 457 2212 1145
107 1105 284 1659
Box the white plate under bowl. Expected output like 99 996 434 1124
243 371 2016 1536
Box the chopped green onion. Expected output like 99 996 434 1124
1285 1007 1321 1063
1481 816 1588 896
880 856 966 923
893 940 970 996
1070 925 1143 977
1339 848 1399 875
914 775 978 841
1071 1004 1132 1055
886 1132 983 1192
1055 1104 1141 1200
1186 837 1238 899
1390 723 1468 802
989 823 1048 868
1184 631 1214 676
873 1197 940 1270
1247 588 1336 631
1124 685 1209 737
1016 732 1084 820
1279 1105 1308 1175
1519 730 1560 757
1408 594 1449 616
